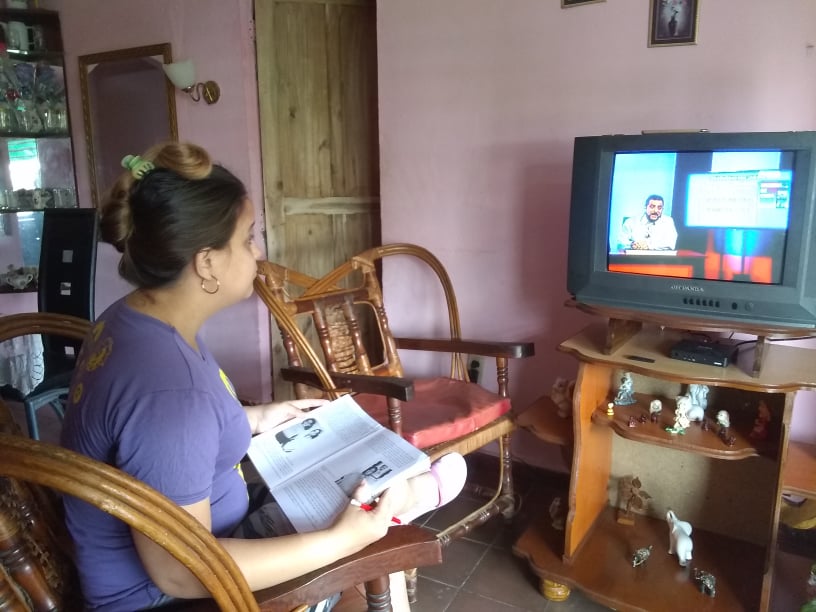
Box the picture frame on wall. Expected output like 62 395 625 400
649 0 700 47
561 0 605 8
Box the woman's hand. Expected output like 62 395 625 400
329 484 397 554
247 399 330 434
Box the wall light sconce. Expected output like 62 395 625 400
162 60 220 105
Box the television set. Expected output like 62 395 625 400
566 130 816 329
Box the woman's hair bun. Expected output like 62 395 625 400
98 142 214 251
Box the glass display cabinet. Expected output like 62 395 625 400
0 7 76 294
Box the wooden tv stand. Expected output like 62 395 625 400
514 309 816 611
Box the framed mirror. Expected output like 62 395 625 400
79 43 178 207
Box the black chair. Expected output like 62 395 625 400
3 208 98 439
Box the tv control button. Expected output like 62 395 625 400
745 302 755 312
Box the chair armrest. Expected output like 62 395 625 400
281 366 415 401
395 337 535 359
254 525 441 610
164 526 441 612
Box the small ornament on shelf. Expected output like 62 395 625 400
606 402 615 417
688 383 710 412
666 509 693 567
715 410 736 446
550 377 575 419
693 568 716 598
749 400 772 441
649 398 662 423
675 394 705 422
666 400 691 435
617 475 651 526
631 545 652 568
716 410 730 435
548 497 565 531
613 372 636 406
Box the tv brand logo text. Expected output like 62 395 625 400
670 284 705 293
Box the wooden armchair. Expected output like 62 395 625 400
0 314 441 612
255 244 535 548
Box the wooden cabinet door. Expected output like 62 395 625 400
255 0 380 399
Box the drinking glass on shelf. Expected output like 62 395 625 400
0 100 17 134
15 98 42 134
51 187 76 208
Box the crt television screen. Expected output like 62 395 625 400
607 149 794 285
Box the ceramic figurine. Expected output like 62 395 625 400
666 401 691 435
716 410 730 433
614 372 636 405
550 377 575 419
628 416 637 428
676 394 705 422
606 402 615 417
750 400 772 441
666 509 693 567
687 383 710 412
649 399 662 423
693 568 716 597
632 545 653 567
548 497 565 531
617 475 651 526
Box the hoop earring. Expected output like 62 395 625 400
201 277 220 295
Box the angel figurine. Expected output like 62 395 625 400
614 372 636 406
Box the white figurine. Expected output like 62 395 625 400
649 399 662 423
614 372 636 406
666 399 691 434
676 394 705 422
550 377 575 419
666 509 693 567
688 384 709 412
716 410 730 430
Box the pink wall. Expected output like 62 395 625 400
377 1 816 468
38 0 272 401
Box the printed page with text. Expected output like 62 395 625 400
247 395 430 532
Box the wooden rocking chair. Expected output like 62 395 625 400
0 313 441 612
255 244 535 552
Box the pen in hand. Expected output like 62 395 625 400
350 498 402 525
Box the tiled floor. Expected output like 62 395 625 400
12 403 611 611
411 456 612 612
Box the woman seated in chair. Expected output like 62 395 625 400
60 142 467 612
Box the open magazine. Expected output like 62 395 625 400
247 394 430 533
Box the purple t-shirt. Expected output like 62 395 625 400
61 298 252 611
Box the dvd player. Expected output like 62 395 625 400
669 339 739 367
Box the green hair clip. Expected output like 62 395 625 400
121 155 155 180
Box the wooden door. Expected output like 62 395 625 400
254 0 380 399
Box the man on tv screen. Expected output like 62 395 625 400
618 194 678 251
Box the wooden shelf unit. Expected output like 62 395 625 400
514 317 816 612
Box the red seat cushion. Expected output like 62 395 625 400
354 377 511 449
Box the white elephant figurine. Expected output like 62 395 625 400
666 509 693 567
